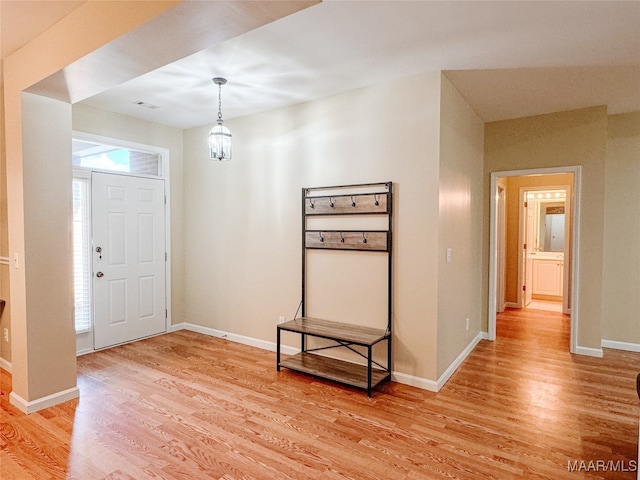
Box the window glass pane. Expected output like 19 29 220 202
73 178 91 333
72 139 161 176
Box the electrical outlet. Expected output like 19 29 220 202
465 318 470 331
3 328 8 342
278 316 285 324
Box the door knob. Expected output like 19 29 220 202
96 272 104 278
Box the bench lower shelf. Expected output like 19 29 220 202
279 352 390 392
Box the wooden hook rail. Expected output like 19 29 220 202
305 230 389 252
305 192 389 215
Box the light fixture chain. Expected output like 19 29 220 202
218 83 223 121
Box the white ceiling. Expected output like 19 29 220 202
3 1 640 127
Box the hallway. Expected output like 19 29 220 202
499 305 570 349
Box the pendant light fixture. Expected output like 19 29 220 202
208 77 232 161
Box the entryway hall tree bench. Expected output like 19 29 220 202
277 181 393 396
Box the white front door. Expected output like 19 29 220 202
92 172 166 349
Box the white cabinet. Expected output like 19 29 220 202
532 259 563 297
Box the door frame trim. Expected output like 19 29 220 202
72 131 172 354
488 166 581 354
518 184 571 313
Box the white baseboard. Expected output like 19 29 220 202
171 323 484 394
173 322 298 356
10 386 80 414
391 371 438 392
574 345 604 358
0 357 11 373
435 331 485 391
504 302 520 309
601 339 640 353
169 322 185 333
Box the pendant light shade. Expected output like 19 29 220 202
209 77 231 161
209 122 232 161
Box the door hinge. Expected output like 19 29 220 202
524 201 528 208
164 195 167 205
522 285 526 292
165 309 168 319
165 252 167 261
523 243 527 250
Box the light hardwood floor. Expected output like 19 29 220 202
1 309 639 479
525 299 563 313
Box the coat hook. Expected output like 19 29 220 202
329 197 335 208
374 194 380 206
362 232 368 244
309 199 315 209
340 232 345 243
351 196 356 207
319 231 324 243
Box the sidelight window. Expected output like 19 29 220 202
72 177 91 333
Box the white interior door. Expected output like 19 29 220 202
496 186 506 313
524 197 537 306
92 172 166 349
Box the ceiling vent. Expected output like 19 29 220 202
132 101 160 110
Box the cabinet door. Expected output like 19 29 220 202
532 260 563 296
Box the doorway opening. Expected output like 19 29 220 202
521 185 570 314
72 132 171 355
488 166 581 354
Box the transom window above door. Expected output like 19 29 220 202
72 138 162 176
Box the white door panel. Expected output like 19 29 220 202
524 198 536 306
92 172 166 349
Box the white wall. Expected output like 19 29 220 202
436 75 485 377
183 72 444 382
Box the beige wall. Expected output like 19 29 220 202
436 75 484 376
485 107 608 350
504 173 573 305
15 93 76 400
602 112 640 344
183 72 444 381
0 86 9 365
72 104 185 328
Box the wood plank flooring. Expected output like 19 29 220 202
1 308 639 479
